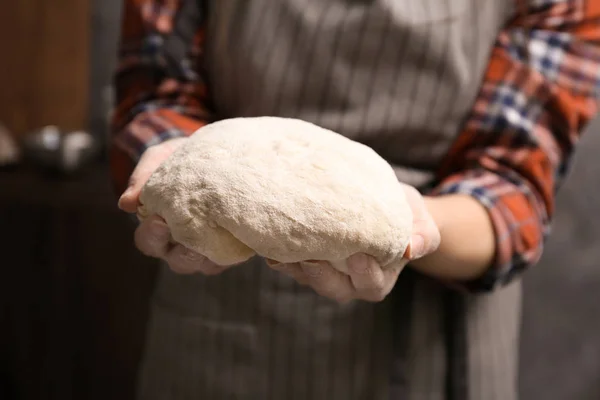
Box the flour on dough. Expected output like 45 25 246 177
138 117 413 270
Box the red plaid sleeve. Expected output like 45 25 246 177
432 0 600 292
110 0 211 195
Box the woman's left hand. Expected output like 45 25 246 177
267 183 441 304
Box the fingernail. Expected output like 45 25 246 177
265 258 280 267
301 261 322 277
349 254 369 274
410 235 425 259
268 262 285 270
182 248 201 261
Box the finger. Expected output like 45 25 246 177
347 253 394 302
405 217 441 260
118 158 159 213
300 261 354 304
268 262 310 285
134 215 173 258
347 253 385 289
165 244 227 275
381 260 405 293
399 185 441 260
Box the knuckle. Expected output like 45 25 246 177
372 278 386 291
312 283 337 299
365 274 386 292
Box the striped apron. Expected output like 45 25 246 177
137 1 522 399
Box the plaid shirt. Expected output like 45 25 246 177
110 0 600 292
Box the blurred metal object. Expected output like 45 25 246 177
21 125 99 175
0 123 21 167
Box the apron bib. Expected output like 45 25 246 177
137 1 518 399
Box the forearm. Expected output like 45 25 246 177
413 1 600 290
111 0 211 195
110 110 206 195
410 194 495 281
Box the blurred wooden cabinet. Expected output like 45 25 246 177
0 167 158 400
0 0 90 137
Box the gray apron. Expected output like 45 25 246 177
137 1 522 399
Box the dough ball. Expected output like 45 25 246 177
138 117 412 270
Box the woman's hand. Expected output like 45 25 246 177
118 137 188 214
121 143 441 287
134 214 235 275
119 138 235 275
267 183 441 304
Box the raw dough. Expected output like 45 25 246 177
138 117 412 270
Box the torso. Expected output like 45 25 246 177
204 0 511 186
137 2 522 399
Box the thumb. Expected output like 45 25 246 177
399 185 441 261
118 161 155 213
118 143 179 213
404 218 441 261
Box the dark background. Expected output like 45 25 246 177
0 1 598 399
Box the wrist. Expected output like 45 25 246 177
410 194 495 281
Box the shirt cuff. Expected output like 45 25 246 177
110 108 207 195
429 169 545 293
113 107 207 162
